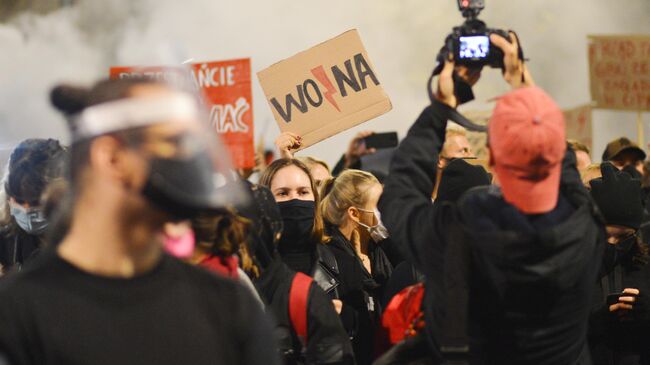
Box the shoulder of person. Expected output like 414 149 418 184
169 256 243 292
324 231 350 252
171 258 264 320
0 248 59 290
456 185 504 220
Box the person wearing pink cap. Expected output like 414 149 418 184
378 33 604 365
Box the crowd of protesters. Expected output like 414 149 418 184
0 31 648 365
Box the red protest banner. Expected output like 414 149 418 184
109 58 255 169
588 35 650 111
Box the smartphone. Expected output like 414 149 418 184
458 35 490 60
364 132 398 150
606 292 638 306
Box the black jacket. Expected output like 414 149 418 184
328 229 392 313
238 183 354 365
280 243 342 301
0 225 42 275
589 244 650 365
311 245 342 300
255 257 355 365
327 228 393 365
378 101 605 365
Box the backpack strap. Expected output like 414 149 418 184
289 272 314 346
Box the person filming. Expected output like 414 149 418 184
378 32 605 364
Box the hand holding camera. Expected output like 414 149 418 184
489 32 535 89
432 0 534 109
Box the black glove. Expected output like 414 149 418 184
622 164 643 180
590 163 643 230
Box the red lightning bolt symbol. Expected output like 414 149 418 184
310 65 341 112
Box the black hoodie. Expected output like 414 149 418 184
378 100 605 365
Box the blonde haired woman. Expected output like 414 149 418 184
321 169 394 365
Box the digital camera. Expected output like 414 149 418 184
437 0 521 70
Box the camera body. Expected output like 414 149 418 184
445 20 510 69
437 0 517 70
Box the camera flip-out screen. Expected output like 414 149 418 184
459 35 489 59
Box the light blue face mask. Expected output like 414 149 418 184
9 201 49 236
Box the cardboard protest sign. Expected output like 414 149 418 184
563 104 593 151
257 29 392 149
110 58 255 169
588 35 650 111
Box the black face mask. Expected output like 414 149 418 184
602 235 637 272
277 199 315 253
142 152 224 219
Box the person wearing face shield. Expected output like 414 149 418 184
319 169 393 365
0 78 279 365
236 182 355 365
588 163 650 365
0 139 67 275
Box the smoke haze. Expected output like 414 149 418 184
1 0 649 167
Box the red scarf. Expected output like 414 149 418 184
199 255 239 279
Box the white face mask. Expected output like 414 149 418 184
356 207 390 242
9 201 49 236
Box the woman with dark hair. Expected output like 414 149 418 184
238 182 355 365
0 138 67 274
259 159 365 363
190 210 262 305
259 158 342 304
589 163 650 365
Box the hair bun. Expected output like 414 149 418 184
50 85 90 116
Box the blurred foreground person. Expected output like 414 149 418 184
588 163 650 365
238 183 355 365
0 78 278 365
0 139 67 274
378 33 604 364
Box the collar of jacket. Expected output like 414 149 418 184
311 244 340 299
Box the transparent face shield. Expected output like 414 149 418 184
71 68 248 217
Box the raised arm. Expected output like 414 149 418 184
378 99 453 271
